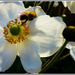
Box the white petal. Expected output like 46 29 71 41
26 6 46 16
0 1 3 3
53 1 59 7
28 15 66 57
68 1 75 13
0 2 25 27
0 37 5 44
18 40 42 73
66 42 75 49
66 42 75 60
62 1 70 7
0 38 17 72
0 26 3 38
70 46 75 60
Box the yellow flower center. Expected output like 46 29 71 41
3 19 29 44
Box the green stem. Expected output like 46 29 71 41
40 40 68 73
48 1 54 15
16 61 21 72
61 8 67 16
37 1 43 6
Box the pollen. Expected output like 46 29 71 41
3 18 29 44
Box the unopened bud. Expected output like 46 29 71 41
62 26 75 41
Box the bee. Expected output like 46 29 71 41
27 11 36 20
19 10 36 25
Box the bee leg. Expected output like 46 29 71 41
21 19 28 26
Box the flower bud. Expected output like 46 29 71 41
62 26 75 41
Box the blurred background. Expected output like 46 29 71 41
2 1 75 73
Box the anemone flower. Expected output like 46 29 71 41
62 1 75 14
67 1 75 14
62 1 70 7
0 1 66 73
53 1 59 7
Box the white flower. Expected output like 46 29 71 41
66 42 75 60
62 1 70 7
62 1 75 14
68 1 75 14
53 1 59 7
0 2 66 73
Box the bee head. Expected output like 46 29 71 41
19 11 28 21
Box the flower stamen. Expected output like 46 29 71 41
3 18 29 44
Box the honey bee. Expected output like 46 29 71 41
19 10 36 25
